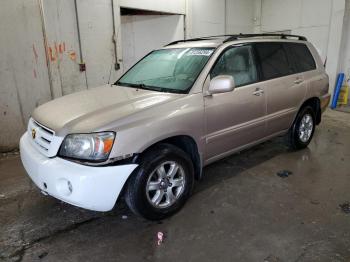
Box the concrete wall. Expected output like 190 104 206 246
121 15 184 71
326 0 347 95
186 0 255 38
340 0 350 77
253 0 346 95
41 0 88 98
77 0 121 87
226 0 255 34
0 0 52 152
187 0 226 38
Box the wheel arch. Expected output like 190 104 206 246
139 135 202 180
297 97 321 125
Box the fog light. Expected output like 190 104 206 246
56 179 73 196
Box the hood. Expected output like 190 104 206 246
32 85 183 135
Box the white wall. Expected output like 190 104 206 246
187 0 226 38
41 0 88 97
226 0 255 34
340 0 350 77
0 0 51 151
256 0 333 61
121 15 184 71
326 0 347 94
186 0 255 38
78 0 120 87
254 0 346 95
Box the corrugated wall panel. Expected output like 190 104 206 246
0 0 51 151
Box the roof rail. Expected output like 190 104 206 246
166 38 209 46
223 33 307 42
166 33 307 46
166 35 234 46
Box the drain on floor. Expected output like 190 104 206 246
339 202 350 214
264 254 281 262
276 170 293 178
38 251 48 259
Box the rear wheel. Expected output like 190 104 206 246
125 144 194 220
287 106 316 150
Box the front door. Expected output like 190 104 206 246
204 44 266 163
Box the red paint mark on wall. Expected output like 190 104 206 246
54 42 59 58
69 51 77 61
48 46 52 61
47 41 78 64
32 44 38 64
58 42 66 54
48 47 56 62
47 41 69 62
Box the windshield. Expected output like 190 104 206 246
116 48 215 93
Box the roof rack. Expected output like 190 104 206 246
223 33 307 42
166 33 307 46
166 35 232 46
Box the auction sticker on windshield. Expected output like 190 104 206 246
186 49 214 56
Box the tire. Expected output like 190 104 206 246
125 143 194 220
287 105 316 150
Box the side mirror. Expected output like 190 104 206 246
208 75 235 95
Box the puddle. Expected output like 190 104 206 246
339 202 350 214
276 170 293 178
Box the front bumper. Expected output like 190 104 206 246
20 133 138 211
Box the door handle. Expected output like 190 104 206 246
294 79 304 84
253 88 264 96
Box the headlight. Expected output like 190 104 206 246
59 132 115 162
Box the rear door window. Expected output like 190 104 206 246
284 43 316 73
254 42 294 80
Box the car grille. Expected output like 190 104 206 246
27 118 64 157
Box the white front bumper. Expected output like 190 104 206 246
20 133 138 212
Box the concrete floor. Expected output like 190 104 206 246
1 110 350 262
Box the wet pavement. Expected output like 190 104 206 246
1 109 350 262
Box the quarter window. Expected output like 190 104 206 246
211 45 258 87
255 43 294 80
284 43 316 72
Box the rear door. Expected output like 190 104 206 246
284 42 322 105
254 42 307 135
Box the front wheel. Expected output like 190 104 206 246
287 106 316 150
125 144 194 220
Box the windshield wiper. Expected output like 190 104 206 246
115 81 187 94
115 81 165 92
